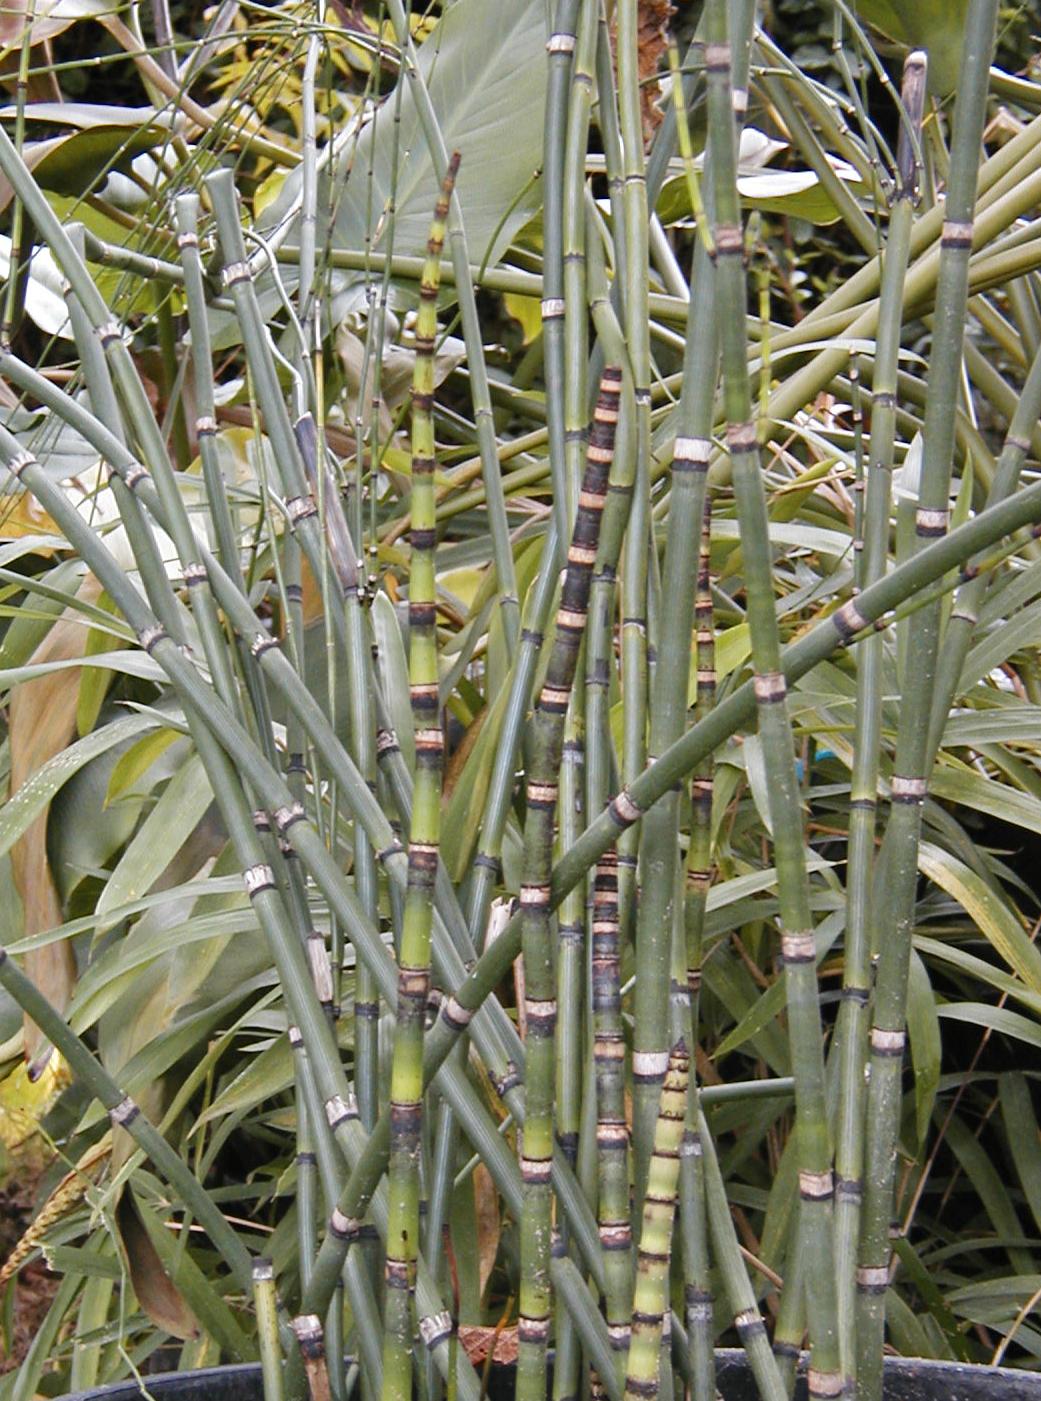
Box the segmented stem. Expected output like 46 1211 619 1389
381 151 459 1401
518 368 622 1401
623 1042 689 1401
592 851 633 1381
856 10 999 1397
705 4 840 1393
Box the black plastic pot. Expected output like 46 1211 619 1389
61 1351 1041 1401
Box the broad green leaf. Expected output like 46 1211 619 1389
105 728 184 804
940 1111 1034 1275
929 765 1041 845
0 122 170 218
943 704 1041 748
76 591 125 736
907 950 941 1150
0 648 165 692
960 599 1041 693
999 1073 1041 1238
94 754 213 922
851 0 969 94
0 712 156 864
195 1034 296 1126
265 0 548 280
917 841 1041 996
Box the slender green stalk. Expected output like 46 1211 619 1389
544 0 581 546
616 0 657 1190
856 11 1000 1398
255 1259 287 1401
705 4 840 1392
592 851 632 1383
830 51 926 1382
679 500 716 1401
518 369 622 1401
698 1116 785 1401
382 153 458 1401
383 0 519 647
623 1041 689 1401
465 525 560 945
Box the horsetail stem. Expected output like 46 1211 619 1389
831 50 926 1378
382 152 459 1401
592 851 633 1383
623 1041 689 1401
518 368 622 1401
856 9 1000 1397
705 2 840 1392
677 500 716 1401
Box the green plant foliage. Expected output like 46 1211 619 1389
0 3 1040 1400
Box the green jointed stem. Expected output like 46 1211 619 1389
623 1042 689 1401
544 0 580 545
616 0 656 1190
856 10 1000 1398
679 501 716 1401
382 152 459 1401
831 50 926 1380
592 852 633 1382
254 1261 286 1401
704 4 840 1394
518 368 622 1401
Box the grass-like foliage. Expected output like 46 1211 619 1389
2 3 1041 1400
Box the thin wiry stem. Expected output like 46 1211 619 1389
856 10 1000 1398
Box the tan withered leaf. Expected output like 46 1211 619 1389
116 1193 201 1342
473 1162 501 1298
9 573 103 1072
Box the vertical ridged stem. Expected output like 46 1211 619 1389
623 1042 689 1401
635 161 720 1225
856 10 999 1398
699 1113 786 1401
678 502 716 1401
518 370 622 1401
254 1260 285 1401
592 851 633 1383
544 0 580 546
465 523 560 945
832 52 926 1381
556 702 587 1171
554 700 586 1401
381 154 458 1401
613 0 655 1193
704 3 840 1394
383 0 519 647
616 0 656 1196
562 0 598 516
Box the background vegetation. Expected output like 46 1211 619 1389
1 1 1041 1398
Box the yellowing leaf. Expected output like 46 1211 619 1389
504 292 543 346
